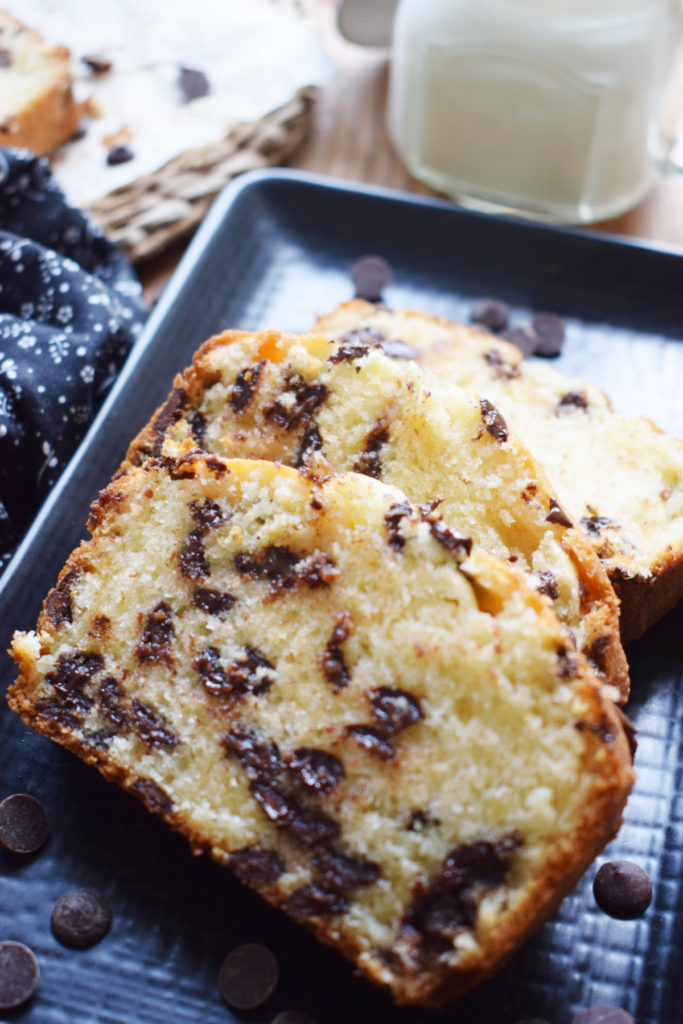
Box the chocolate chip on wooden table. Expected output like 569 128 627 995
0 793 49 854
572 1007 635 1024
470 298 510 333
0 941 39 1011
51 889 113 949
593 860 652 919
349 254 393 302
218 943 279 1010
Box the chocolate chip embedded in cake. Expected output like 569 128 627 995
9 457 633 1007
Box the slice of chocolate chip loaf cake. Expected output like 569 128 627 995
315 300 683 642
9 457 633 1007
121 328 628 700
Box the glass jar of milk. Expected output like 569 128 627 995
388 0 682 222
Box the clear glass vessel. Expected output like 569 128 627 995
388 0 682 222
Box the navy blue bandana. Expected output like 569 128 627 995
0 149 147 572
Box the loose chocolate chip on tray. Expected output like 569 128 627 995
349 255 393 302
532 312 566 356
218 942 279 1010
470 298 510 333
572 1007 635 1024
0 941 39 1011
179 66 210 102
106 145 135 166
51 888 113 949
500 325 537 357
0 793 49 854
593 860 652 920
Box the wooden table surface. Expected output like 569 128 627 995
141 3 683 302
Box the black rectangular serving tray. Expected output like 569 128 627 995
1 169 682 1024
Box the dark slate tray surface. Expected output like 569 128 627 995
1 169 682 1024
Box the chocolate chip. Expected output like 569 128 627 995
229 846 284 886
82 53 112 73
130 778 174 815
384 500 412 550
380 338 419 359
98 676 129 729
471 298 510 333
571 1008 634 1024
106 145 135 166
349 255 392 302
479 399 508 442
251 784 339 846
500 326 537 357
429 519 472 558
148 387 187 457
188 499 224 530
354 417 390 479
44 569 77 626
191 588 235 615
136 602 176 665
230 361 265 413
295 553 340 588
0 794 49 854
130 699 178 750
370 687 423 734
288 748 345 794
593 861 652 920
191 410 206 445
532 312 565 356
558 391 588 411
272 1013 316 1024
71 123 88 141
179 528 209 580
484 348 520 380
0 49 12 68
218 943 278 1010
265 377 328 430
313 848 380 889
322 613 352 691
345 724 395 759
51 889 113 949
329 336 382 364
534 570 560 600
0 942 39 1010
296 423 323 467
581 514 615 536
179 66 210 102
286 884 348 919
223 728 284 779
546 499 573 527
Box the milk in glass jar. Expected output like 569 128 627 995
388 0 682 221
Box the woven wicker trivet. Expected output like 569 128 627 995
87 85 316 265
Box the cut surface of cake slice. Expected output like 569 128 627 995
121 327 628 700
0 11 82 155
315 300 683 642
9 456 633 1007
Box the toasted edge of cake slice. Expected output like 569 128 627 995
314 300 683 643
118 327 629 701
9 456 634 1007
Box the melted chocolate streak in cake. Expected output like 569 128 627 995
403 832 522 954
353 417 390 479
264 375 328 431
222 726 380 915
